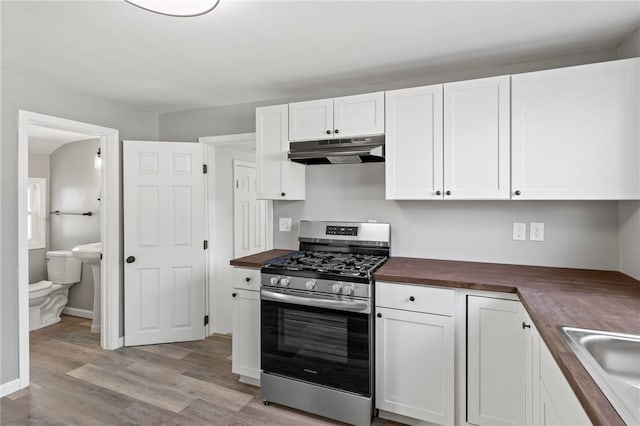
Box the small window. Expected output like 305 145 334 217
27 177 46 250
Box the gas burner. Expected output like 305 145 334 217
263 250 388 283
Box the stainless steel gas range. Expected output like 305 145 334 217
260 220 390 426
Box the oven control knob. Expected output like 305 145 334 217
270 276 280 286
343 284 355 296
280 277 291 287
332 282 343 294
305 280 316 290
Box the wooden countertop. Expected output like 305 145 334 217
229 249 293 268
376 257 640 426
230 250 640 425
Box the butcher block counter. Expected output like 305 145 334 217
230 251 640 426
229 249 293 268
376 257 640 426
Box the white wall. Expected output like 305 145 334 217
1 69 159 385
273 164 619 270
27 154 50 283
616 26 640 280
160 49 617 141
49 139 101 312
209 145 256 334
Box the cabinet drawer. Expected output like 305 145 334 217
376 281 455 316
232 267 261 291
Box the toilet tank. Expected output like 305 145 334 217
46 250 82 284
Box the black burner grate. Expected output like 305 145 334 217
265 251 387 278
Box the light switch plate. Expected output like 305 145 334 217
513 222 526 241
279 217 292 232
530 222 544 241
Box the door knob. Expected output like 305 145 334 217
126 256 135 264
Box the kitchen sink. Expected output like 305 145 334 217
560 326 640 425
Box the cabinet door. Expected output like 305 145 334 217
539 380 563 426
375 307 454 425
512 58 640 200
333 92 385 138
467 296 526 426
538 338 591 425
231 288 260 380
444 76 510 200
289 98 334 142
256 104 305 200
385 85 444 200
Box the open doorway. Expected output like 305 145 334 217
17 111 121 391
199 133 273 335
27 128 102 332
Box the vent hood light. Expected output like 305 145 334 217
124 0 220 17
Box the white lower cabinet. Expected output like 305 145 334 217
467 296 528 426
537 337 591 425
539 380 563 426
375 282 455 425
231 267 261 385
466 294 591 426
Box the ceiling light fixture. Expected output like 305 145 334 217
95 148 102 170
124 0 220 17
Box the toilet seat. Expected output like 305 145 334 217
29 280 53 299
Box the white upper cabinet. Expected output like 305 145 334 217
333 92 385 138
512 58 640 200
256 104 305 200
444 75 511 199
386 77 510 200
289 92 384 141
288 98 334 142
385 84 444 200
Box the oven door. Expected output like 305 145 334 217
261 290 372 396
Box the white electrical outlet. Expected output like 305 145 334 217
279 217 292 232
530 222 544 241
513 222 526 241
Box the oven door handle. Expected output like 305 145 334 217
260 289 370 313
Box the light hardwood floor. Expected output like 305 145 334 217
1 315 399 425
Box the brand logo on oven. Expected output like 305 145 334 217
303 368 318 375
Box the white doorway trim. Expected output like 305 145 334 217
17 111 122 390
199 133 273 334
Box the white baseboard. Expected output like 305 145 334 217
0 379 21 398
62 307 93 319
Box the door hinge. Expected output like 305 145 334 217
203 164 208 174
236 180 238 189
203 240 208 250
204 315 209 326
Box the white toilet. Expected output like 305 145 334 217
29 250 81 331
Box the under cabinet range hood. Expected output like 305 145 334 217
288 135 385 165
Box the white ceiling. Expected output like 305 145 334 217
2 1 639 114
28 125 96 155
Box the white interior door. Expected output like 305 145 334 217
123 140 205 346
234 160 267 258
